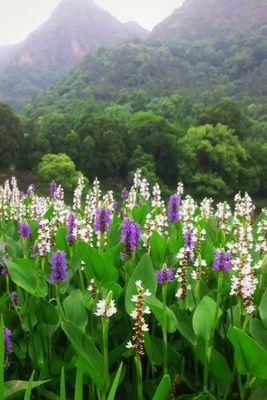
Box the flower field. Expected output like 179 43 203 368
0 171 266 400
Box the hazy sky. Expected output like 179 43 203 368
0 0 182 46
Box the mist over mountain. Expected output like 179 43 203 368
0 0 147 108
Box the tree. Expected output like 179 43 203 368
177 124 247 197
0 103 22 169
37 153 83 191
197 98 249 137
76 114 128 180
127 112 179 186
128 145 157 184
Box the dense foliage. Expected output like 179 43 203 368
0 173 266 399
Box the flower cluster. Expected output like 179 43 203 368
213 250 231 272
50 251 68 282
18 222 31 239
95 296 117 318
126 280 151 356
94 207 111 233
120 218 141 260
168 194 180 222
66 212 77 246
156 265 174 284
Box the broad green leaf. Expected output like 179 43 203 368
150 232 167 267
76 241 118 287
152 375 171 400
4 379 49 399
125 254 157 314
144 335 163 366
132 203 150 225
39 300 58 326
62 320 105 391
249 318 267 351
228 326 267 379
56 227 68 253
193 296 221 340
107 362 123 400
195 345 232 383
6 258 47 297
63 290 88 329
145 295 178 333
259 289 267 328
171 305 197 345
249 381 267 400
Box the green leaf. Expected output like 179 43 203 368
259 289 267 328
56 227 68 253
145 295 178 333
193 296 221 340
63 290 88 329
195 345 232 383
24 370 35 400
62 320 105 391
249 318 267 351
125 254 157 314
152 374 171 400
171 305 197 345
74 362 83 400
227 326 267 379
76 241 118 287
107 362 123 400
39 300 58 326
6 258 47 297
60 368 66 400
150 232 167 267
4 379 49 399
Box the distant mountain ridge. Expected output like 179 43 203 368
0 0 147 108
151 0 267 41
0 0 266 111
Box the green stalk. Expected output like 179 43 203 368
0 315 4 400
135 355 143 400
102 318 109 400
203 271 224 392
162 283 168 374
22 238 27 258
56 286 66 320
99 232 105 255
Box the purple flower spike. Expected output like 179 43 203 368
49 180 58 197
11 291 18 306
156 266 174 284
121 188 128 200
50 251 68 282
120 218 141 260
4 327 12 355
94 208 112 233
168 194 180 222
213 250 231 272
18 222 31 239
66 212 77 246
0 260 8 275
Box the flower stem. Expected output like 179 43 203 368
135 355 143 400
102 318 109 400
162 283 168 374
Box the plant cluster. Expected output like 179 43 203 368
0 171 266 399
